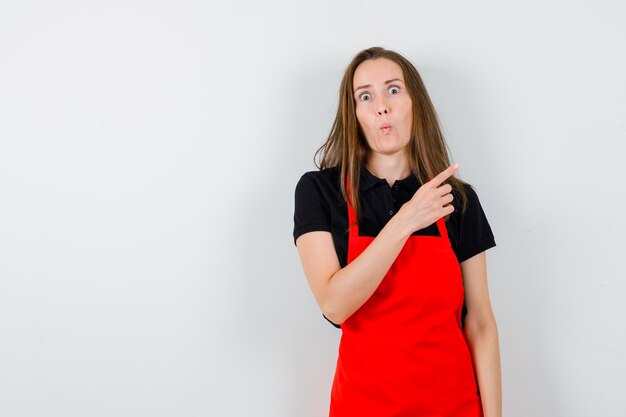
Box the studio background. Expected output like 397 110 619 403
1 1 624 416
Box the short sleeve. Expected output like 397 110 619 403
454 184 496 263
293 173 332 246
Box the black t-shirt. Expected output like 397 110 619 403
293 165 496 328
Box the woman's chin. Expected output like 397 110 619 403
374 146 406 156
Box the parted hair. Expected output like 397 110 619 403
314 46 470 228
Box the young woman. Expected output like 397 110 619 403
293 47 502 417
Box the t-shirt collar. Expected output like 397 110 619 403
359 165 420 192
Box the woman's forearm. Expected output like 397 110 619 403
464 321 502 417
324 213 411 325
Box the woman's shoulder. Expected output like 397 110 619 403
447 179 496 261
297 166 341 193
299 165 340 180
293 166 343 246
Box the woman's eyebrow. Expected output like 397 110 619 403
354 78 404 93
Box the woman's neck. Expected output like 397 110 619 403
365 152 411 187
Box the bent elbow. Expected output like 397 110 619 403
322 312 342 328
322 303 344 327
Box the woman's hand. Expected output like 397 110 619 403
397 163 459 234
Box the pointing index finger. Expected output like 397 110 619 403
429 163 459 187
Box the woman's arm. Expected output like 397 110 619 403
461 251 502 417
296 164 459 325
296 212 411 325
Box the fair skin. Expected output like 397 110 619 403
296 58 501 417
353 58 413 185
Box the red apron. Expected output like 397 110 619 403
329 175 483 417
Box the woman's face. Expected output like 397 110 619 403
353 58 413 157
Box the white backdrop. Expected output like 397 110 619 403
1 1 625 416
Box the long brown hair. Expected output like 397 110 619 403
313 46 470 228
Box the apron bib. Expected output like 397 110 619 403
329 175 483 417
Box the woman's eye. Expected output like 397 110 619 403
358 86 399 101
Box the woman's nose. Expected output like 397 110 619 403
377 98 389 115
